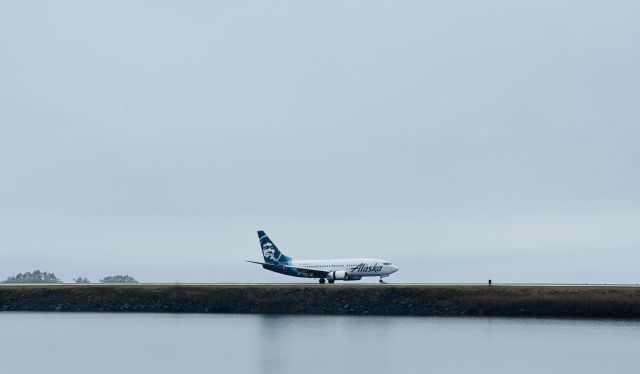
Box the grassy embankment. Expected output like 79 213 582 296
0 284 639 318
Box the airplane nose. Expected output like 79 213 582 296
390 265 399 274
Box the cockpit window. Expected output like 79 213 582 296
383 262 391 265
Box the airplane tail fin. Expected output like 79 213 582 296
257 230 291 264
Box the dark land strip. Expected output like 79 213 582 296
1 285 639 318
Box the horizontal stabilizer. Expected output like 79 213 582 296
246 260 270 266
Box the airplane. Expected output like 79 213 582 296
247 230 399 284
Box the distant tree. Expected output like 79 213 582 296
74 277 91 284
3 270 62 284
99 275 138 284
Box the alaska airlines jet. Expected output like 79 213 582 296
247 231 399 284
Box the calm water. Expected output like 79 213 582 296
0 313 638 374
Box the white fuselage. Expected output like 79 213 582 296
291 258 399 278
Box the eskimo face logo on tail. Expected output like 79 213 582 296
262 242 278 262
350 263 383 273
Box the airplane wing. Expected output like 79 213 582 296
245 261 329 278
283 264 329 278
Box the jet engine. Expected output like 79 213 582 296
327 271 361 281
331 271 348 280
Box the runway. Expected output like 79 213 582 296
1 282 638 287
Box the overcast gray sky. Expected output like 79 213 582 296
1 1 639 283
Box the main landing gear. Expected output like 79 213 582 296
319 278 335 284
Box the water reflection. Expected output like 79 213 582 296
257 315 394 374
0 313 638 374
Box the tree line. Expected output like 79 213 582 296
2 270 138 284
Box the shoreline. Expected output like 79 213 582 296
1 284 639 318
